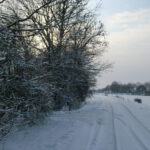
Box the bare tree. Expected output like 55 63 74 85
14 0 108 109
0 0 109 138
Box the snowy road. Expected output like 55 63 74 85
1 94 150 150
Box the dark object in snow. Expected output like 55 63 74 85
134 98 142 103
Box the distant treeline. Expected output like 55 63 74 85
99 82 150 95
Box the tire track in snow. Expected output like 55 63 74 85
110 100 149 150
85 120 102 150
121 103 150 134
109 102 120 150
116 116 148 150
57 100 105 150
114 101 150 150
85 101 106 150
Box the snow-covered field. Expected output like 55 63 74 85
1 93 150 150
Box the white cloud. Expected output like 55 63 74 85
107 8 150 31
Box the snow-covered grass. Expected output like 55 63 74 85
0 94 105 150
1 93 150 150
119 94 150 106
100 93 150 106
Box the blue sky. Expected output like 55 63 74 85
89 0 150 15
102 0 150 18
88 0 150 88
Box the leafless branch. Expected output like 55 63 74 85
0 0 6 4
7 0 57 28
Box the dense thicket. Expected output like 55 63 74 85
0 0 108 139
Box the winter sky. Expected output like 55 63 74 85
89 0 150 88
